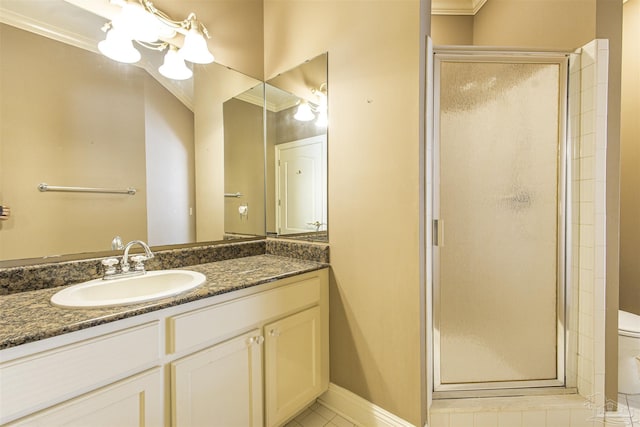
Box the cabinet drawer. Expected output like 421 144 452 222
0 322 160 424
167 274 321 354
8 368 164 427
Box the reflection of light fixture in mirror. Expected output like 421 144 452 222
294 101 315 121
159 46 193 80
315 110 328 127
98 26 141 63
293 83 328 126
314 85 328 127
98 0 215 80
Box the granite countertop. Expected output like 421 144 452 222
0 255 328 350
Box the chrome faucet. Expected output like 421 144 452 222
121 240 154 273
101 240 154 279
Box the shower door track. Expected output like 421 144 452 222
431 49 571 396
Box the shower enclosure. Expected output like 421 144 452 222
433 51 570 393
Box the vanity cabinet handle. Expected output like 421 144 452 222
269 329 281 337
247 336 264 346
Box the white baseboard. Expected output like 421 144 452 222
317 383 415 427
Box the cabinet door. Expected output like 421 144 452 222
9 368 163 427
171 329 263 427
265 306 324 427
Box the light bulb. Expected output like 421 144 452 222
316 92 327 126
294 102 315 122
98 27 141 63
159 47 193 80
119 2 155 41
179 28 214 64
316 111 328 127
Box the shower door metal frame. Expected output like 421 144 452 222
432 49 570 394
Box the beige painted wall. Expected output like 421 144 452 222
0 24 148 260
223 98 265 236
431 15 473 45
153 0 264 79
144 78 196 247
194 65 262 242
265 1 423 424
473 0 596 49
620 0 640 316
432 0 596 49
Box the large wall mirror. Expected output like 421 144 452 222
265 53 328 242
0 0 265 263
0 1 329 266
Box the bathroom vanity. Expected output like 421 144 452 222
0 254 329 427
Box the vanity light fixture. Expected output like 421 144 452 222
98 0 214 80
314 88 328 127
158 46 192 80
294 101 315 121
293 83 328 126
98 25 141 63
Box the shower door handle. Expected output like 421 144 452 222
433 219 444 247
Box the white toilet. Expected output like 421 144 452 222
619 309 640 394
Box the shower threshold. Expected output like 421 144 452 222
433 386 578 400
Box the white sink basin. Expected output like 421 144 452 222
51 270 206 309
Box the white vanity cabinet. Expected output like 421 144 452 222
7 368 163 427
0 267 328 427
167 268 329 427
265 306 325 427
170 329 264 427
0 322 163 426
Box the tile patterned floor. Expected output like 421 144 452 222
286 394 640 427
619 393 640 409
618 393 640 426
284 401 356 427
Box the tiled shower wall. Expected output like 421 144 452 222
575 39 609 407
428 40 610 427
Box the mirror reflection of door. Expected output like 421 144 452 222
276 135 327 235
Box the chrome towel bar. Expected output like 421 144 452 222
38 183 136 195
224 192 243 198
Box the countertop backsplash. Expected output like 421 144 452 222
0 238 329 295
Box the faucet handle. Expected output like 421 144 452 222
101 258 119 276
130 255 148 272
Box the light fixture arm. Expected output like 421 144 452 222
135 40 169 51
137 1 211 38
138 0 180 28
104 0 212 39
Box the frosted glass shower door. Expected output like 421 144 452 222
434 57 566 390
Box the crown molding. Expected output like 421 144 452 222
431 0 488 15
235 88 299 113
0 7 96 52
235 91 268 109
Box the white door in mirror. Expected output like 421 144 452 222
276 135 327 235
50 270 206 309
